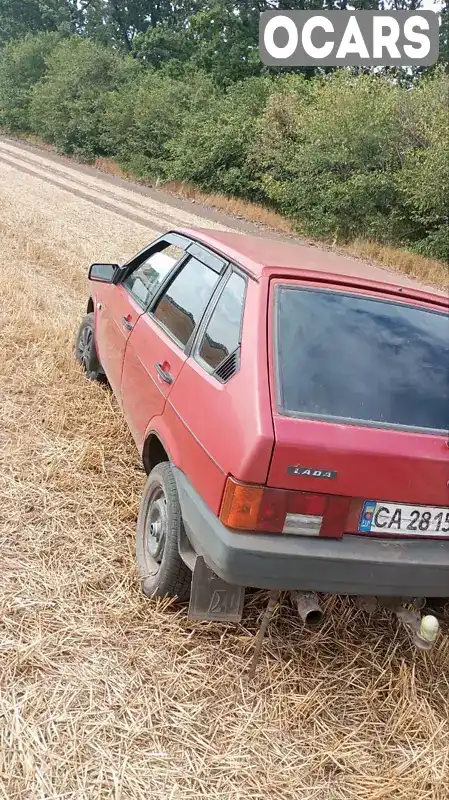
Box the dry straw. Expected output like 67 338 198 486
0 185 448 800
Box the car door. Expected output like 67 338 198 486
94 238 187 399
165 268 249 512
121 249 226 452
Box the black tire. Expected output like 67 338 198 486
75 312 105 382
136 462 192 602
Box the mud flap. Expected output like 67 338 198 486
188 556 245 622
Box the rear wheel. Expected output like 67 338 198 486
75 312 105 382
136 462 192 602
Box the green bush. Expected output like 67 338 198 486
167 75 274 197
101 70 214 180
28 37 137 158
247 70 448 258
0 32 61 130
397 70 449 261
251 72 408 241
0 33 447 261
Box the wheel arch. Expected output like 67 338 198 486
142 432 170 475
142 416 182 476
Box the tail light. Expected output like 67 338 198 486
220 477 349 538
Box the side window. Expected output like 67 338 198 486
123 244 185 307
152 257 220 347
197 272 246 372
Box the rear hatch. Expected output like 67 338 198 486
267 280 449 537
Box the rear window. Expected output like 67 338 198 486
274 287 449 433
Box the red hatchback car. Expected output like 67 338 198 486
76 227 449 622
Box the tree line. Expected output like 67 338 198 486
1 1 448 82
0 3 447 260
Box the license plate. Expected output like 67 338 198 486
359 501 449 537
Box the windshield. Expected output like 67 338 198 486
274 286 449 433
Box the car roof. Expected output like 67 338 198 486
178 227 448 306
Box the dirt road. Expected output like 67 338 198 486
1 138 448 800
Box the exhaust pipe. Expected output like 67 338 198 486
292 591 324 628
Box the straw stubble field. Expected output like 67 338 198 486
0 139 449 800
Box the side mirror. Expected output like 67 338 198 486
88 263 120 283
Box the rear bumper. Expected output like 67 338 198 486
174 468 449 597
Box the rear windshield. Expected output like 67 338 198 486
274 286 449 433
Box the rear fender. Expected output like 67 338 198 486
142 415 182 473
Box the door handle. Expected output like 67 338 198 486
121 316 133 331
155 362 173 385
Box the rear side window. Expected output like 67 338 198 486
153 256 220 347
274 287 449 432
197 272 246 371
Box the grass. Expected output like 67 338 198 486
1 166 449 799
346 239 449 293
2 135 446 290
96 164 449 292
162 183 449 290
0 183 449 800
162 179 295 235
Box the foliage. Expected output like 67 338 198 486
0 0 76 47
0 30 447 261
133 0 262 86
248 70 448 257
398 70 449 260
167 75 274 195
101 69 215 178
1 1 448 79
250 72 407 241
28 38 139 157
0 32 61 130
82 0 176 52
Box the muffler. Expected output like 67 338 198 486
291 591 324 627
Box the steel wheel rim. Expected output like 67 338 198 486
78 326 93 370
145 485 167 569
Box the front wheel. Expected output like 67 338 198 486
136 462 192 602
75 312 105 382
